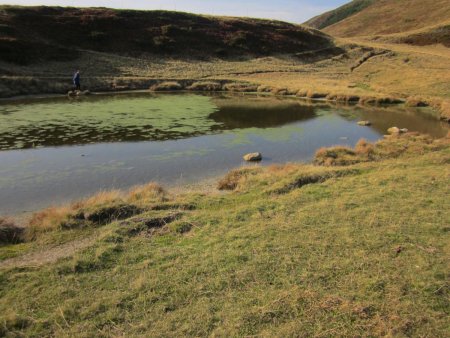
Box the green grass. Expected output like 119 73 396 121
0 136 449 336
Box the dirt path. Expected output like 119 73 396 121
0 236 96 269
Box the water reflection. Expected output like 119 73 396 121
209 98 316 129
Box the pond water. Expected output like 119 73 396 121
0 92 448 215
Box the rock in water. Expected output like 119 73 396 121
357 120 371 126
387 127 400 134
243 152 262 162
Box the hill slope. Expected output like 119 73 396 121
305 0 450 38
305 0 374 30
0 6 332 65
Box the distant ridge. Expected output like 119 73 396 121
305 0 450 42
305 0 374 30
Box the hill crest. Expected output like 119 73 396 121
0 6 332 65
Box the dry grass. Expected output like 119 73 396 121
217 167 262 191
315 132 450 166
222 82 259 92
22 186 171 240
0 218 24 245
149 81 183 91
439 100 450 122
187 81 222 91
27 205 75 239
322 0 450 37
126 182 167 206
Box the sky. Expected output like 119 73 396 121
0 0 350 23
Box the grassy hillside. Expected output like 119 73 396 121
305 0 375 30
319 0 450 37
1 133 449 336
0 6 331 65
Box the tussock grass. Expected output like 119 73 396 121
27 205 75 239
24 185 169 240
217 167 262 191
0 218 24 245
222 82 259 92
127 182 167 206
315 132 450 166
187 81 222 91
149 81 183 91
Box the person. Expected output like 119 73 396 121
73 70 81 91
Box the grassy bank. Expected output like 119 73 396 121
1 133 449 336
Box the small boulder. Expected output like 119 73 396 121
387 127 400 134
399 128 409 133
243 152 262 162
357 120 371 126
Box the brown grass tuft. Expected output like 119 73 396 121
315 133 450 166
126 182 167 205
27 205 75 239
222 82 258 92
405 97 428 107
187 81 222 91
355 138 375 156
306 90 329 99
0 218 24 245
217 167 260 190
81 190 123 209
439 100 450 122
314 146 359 166
149 81 183 91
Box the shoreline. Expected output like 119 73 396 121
2 82 448 122
1 89 448 219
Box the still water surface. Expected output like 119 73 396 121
0 92 448 215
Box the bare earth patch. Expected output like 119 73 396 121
0 236 96 269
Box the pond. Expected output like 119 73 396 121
0 92 448 215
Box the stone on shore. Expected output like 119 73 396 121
243 152 262 162
388 127 409 134
387 127 400 134
357 120 371 126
